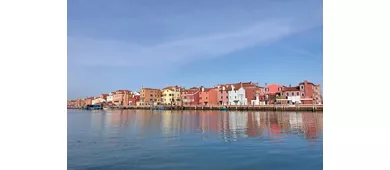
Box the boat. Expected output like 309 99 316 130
84 104 103 110
220 106 228 111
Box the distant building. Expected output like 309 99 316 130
106 92 115 103
264 83 283 104
129 92 140 105
228 83 247 105
199 87 218 105
112 90 131 106
216 85 229 105
181 87 200 105
298 80 322 104
85 97 94 105
161 85 183 106
139 87 162 106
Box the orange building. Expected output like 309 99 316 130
139 87 162 105
199 87 218 105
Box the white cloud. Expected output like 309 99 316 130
68 17 319 68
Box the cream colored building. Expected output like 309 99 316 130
92 97 105 105
161 86 183 105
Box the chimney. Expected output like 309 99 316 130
289 84 291 87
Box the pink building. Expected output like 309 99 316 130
264 83 283 104
216 85 229 105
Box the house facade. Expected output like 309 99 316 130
216 85 229 105
199 87 218 105
161 86 183 105
181 87 200 105
85 97 94 105
228 83 247 105
298 80 322 104
264 83 283 104
112 90 131 106
92 97 105 105
129 92 140 105
139 87 162 106
107 92 114 103
280 86 302 104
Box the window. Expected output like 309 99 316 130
221 96 223 99
199 97 202 100
302 93 305 97
206 97 208 100
297 92 300 96
286 93 289 96
235 96 237 99
301 85 304 90
150 94 153 97
226 96 228 99
292 92 295 96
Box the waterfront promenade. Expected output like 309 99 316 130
68 104 323 112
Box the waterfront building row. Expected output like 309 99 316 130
67 80 322 108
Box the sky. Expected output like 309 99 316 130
68 0 323 99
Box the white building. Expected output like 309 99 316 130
228 84 247 105
106 92 114 102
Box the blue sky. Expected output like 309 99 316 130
68 0 323 99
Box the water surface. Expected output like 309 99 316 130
68 110 323 170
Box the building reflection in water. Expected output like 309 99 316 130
89 110 322 142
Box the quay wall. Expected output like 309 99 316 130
69 104 323 112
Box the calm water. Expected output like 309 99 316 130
68 110 323 170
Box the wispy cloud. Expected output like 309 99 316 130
68 18 319 68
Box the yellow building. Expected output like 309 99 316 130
161 86 183 105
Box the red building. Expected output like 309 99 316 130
181 87 200 105
129 93 140 105
85 97 94 105
299 80 322 104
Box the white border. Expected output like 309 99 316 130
0 0 67 170
1 0 390 169
324 0 390 170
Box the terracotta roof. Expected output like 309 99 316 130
142 88 161 90
283 86 300 91
299 81 315 85
162 85 178 90
202 88 212 92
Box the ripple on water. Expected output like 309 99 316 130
68 110 323 170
